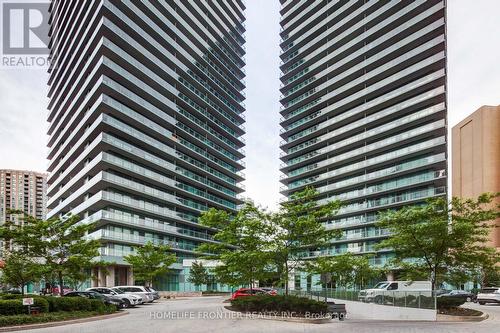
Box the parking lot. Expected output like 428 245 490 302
22 296 500 333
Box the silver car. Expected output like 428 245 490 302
86 287 142 307
114 286 155 303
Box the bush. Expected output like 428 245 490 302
0 300 25 315
44 297 92 312
89 299 106 313
231 295 328 315
437 296 466 309
0 297 49 315
0 311 111 327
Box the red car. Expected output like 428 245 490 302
231 288 267 300
51 286 74 295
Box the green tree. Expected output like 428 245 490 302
124 241 176 287
0 211 102 296
271 187 341 295
197 203 274 289
376 193 500 290
187 261 209 291
306 253 379 289
0 251 44 295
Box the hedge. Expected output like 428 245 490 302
0 311 114 327
0 298 49 315
437 296 466 309
0 295 111 314
44 297 93 312
231 295 328 315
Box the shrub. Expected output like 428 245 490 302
89 299 106 313
0 297 49 315
44 297 92 312
0 311 110 327
437 296 466 309
231 295 328 315
0 300 25 315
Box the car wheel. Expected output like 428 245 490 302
375 296 383 305
479 302 485 305
466 297 471 302
122 299 131 308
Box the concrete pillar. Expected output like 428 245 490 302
98 267 107 287
105 266 115 287
127 267 134 285
91 268 99 287
386 271 395 281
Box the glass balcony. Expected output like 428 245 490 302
287 120 445 177
286 104 444 166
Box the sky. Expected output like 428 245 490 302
0 0 499 211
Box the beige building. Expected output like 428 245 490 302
0 170 47 222
0 170 48 258
452 105 500 250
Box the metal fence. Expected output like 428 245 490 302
279 288 437 310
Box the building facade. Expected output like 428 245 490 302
452 105 500 251
278 0 448 286
0 169 47 257
46 0 246 291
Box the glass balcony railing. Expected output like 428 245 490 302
287 121 445 177
331 186 446 216
89 229 205 253
285 66 445 145
287 105 444 167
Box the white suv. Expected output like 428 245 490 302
477 287 500 305
86 287 142 307
114 286 155 303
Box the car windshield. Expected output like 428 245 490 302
372 282 390 289
112 289 124 294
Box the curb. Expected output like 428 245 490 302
437 313 488 322
0 311 129 332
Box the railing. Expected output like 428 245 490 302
280 288 436 310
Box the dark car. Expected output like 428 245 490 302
64 291 125 308
438 290 476 302
145 287 160 300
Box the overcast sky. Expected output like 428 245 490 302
0 0 499 211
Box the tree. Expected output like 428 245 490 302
376 193 500 290
0 211 102 296
306 253 379 289
0 251 44 295
271 187 341 295
124 241 176 287
188 261 209 291
197 203 275 289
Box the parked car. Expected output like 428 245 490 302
145 286 160 300
3 288 22 294
476 287 500 305
52 286 74 295
63 291 124 308
86 287 142 307
231 288 267 300
437 290 476 302
260 288 278 295
114 286 155 303
358 281 432 303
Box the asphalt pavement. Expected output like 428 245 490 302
22 296 500 333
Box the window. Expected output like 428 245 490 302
387 283 398 290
